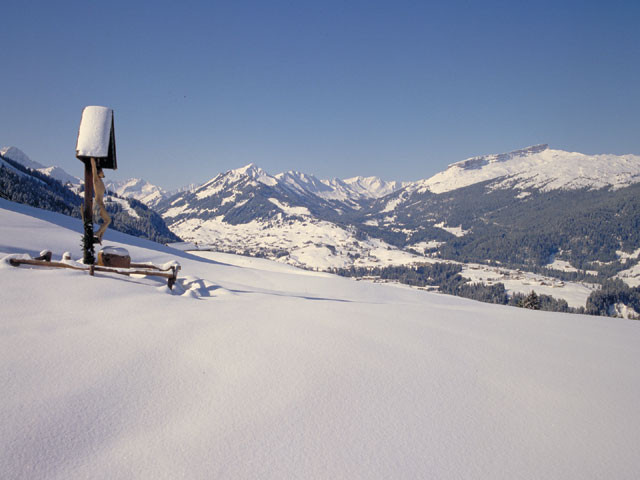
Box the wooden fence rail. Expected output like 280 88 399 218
9 258 180 289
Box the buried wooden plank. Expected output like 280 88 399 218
9 258 87 271
9 258 181 289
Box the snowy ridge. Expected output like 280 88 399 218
1 146 81 186
37 166 81 185
0 146 45 170
275 170 339 198
105 178 167 207
409 144 640 195
230 163 278 186
106 195 140 218
342 175 407 198
193 164 278 200
195 165 404 204
0 156 33 179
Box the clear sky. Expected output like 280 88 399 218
1 0 639 189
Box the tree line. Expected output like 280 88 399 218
332 264 639 318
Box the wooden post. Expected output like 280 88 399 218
82 159 95 264
84 159 94 218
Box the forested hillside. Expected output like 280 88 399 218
0 155 180 244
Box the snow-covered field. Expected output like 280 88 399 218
617 262 640 287
461 263 597 308
2 198 640 479
169 214 423 270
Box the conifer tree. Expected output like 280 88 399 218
82 216 95 265
521 291 541 310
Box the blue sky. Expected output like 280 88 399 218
1 0 639 189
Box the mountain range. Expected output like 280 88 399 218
151 145 640 283
3 143 640 294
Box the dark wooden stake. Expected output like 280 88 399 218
82 159 95 264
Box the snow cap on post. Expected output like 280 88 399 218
76 106 117 169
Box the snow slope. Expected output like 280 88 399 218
1 145 81 185
2 198 640 479
37 165 81 185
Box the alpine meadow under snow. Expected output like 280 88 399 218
2 199 640 479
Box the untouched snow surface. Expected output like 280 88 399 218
2 198 640 479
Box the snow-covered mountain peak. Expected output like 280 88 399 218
271 171 405 203
276 170 334 197
342 175 406 198
228 163 277 186
411 144 640 195
0 146 45 170
105 177 167 207
234 163 258 174
189 164 278 201
451 144 549 171
1 146 81 186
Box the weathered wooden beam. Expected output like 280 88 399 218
130 262 178 272
9 259 181 289
9 258 88 271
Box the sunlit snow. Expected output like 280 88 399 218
2 199 640 478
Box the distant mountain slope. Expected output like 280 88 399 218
397 144 640 198
157 164 418 268
342 175 407 198
105 178 167 208
0 154 81 215
273 171 405 206
364 180 640 272
0 149 180 244
1 146 81 185
37 165 81 185
0 146 46 170
158 164 352 225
